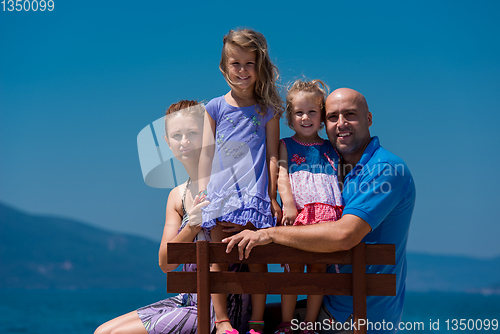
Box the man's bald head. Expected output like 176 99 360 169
325 88 372 166
326 88 369 116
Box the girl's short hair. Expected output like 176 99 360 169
219 28 283 117
164 100 204 136
285 79 329 129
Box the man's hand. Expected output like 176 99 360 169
222 229 273 261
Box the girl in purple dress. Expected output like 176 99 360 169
275 80 344 334
197 28 283 334
94 100 251 334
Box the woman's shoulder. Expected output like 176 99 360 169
167 183 187 214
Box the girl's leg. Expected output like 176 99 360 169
247 262 269 333
303 264 327 323
281 264 305 323
94 311 148 334
210 224 233 333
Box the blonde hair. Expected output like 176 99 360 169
164 100 204 136
219 28 283 117
285 79 329 129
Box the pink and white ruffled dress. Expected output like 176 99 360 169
281 137 344 225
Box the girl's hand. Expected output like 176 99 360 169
188 195 210 227
270 198 282 224
280 205 297 226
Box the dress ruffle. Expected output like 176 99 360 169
294 203 344 226
202 190 276 230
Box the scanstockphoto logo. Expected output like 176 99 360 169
291 319 499 332
137 114 188 188
291 319 427 332
137 105 258 200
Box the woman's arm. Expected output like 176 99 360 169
197 110 216 195
158 186 203 273
277 140 297 225
266 116 281 222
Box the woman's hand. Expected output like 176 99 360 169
187 195 210 227
280 204 297 226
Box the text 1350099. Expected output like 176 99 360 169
2 0 54 11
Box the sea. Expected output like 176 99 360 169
0 290 498 333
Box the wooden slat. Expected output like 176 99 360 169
353 243 367 334
366 274 396 296
166 242 197 263
366 244 396 265
167 242 395 265
167 272 396 296
196 241 210 334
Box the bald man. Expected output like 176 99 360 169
224 88 416 333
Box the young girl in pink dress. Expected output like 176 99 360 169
276 80 344 334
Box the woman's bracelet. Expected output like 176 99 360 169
198 190 208 198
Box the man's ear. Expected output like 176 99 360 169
367 111 373 127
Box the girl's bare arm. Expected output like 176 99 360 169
277 140 297 225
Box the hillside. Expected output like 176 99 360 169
0 203 165 290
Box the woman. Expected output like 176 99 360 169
95 100 250 334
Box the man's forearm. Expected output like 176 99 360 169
267 214 371 253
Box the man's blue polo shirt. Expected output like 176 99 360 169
324 136 416 332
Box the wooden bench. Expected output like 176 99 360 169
167 241 395 334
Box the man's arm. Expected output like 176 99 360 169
223 214 371 260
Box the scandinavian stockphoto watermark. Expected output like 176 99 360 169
291 318 499 332
277 160 405 196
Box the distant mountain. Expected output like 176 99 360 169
0 203 165 290
1 202 499 292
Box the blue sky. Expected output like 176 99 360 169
1 0 499 258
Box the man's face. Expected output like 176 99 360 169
325 89 372 162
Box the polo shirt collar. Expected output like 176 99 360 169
346 136 380 178
357 136 380 167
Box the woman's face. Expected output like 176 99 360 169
164 114 203 163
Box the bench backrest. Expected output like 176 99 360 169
167 241 395 334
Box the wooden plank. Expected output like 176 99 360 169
167 243 197 264
196 241 210 334
365 244 395 265
366 274 396 296
352 243 367 334
167 242 395 265
167 272 396 296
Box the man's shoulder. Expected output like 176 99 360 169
370 145 412 179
